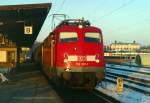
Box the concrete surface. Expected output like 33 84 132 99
0 70 62 103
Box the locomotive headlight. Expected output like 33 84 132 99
64 59 68 63
95 59 100 63
65 62 71 72
66 65 70 69
78 25 83 29
95 54 100 63
66 62 70 68
64 53 68 63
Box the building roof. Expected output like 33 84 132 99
0 3 51 47
110 42 140 45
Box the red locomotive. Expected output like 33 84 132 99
34 19 105 89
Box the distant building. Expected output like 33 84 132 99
140 46 150 53
109 41 140 52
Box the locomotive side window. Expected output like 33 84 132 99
60 32 78 42
84 32 101 42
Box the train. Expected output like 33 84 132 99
33 19 105 89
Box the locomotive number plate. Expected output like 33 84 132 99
78 56 87 61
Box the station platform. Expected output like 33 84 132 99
0 63 62 103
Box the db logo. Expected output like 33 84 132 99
78 56 87 61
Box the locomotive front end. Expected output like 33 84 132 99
55 19 105 88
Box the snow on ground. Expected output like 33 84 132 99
107 68 150 81
105 76 150 92
96 81 150 103
107 64 150 73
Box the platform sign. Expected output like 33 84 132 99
116 77 124 94
24 26 33 35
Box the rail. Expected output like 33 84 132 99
92 89 121 103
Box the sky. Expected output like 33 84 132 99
0 0 150 45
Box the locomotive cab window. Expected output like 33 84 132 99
84 32 101 42
59 32 78 42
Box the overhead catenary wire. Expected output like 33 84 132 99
54 0 66 13
94 0 137 32
47 0 67 29
47 0 66 17
98 0 135 21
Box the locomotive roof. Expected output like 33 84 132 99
44 19 102 41
57 19 90 27
53 19 101 32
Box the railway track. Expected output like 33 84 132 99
41 63 149 103
105 64 150 95
52 85 120 103
92 89 121 103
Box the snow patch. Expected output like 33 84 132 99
96 81 150 103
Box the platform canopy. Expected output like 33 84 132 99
0 3 51 47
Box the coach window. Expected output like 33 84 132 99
59 32 78 42
84 32 101 42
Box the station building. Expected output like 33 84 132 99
0 3 51 69
0 34 30 68
109 41 141 52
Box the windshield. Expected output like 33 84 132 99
84 32 101 42
60 32 78 42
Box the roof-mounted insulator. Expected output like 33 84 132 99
57 19 91 27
